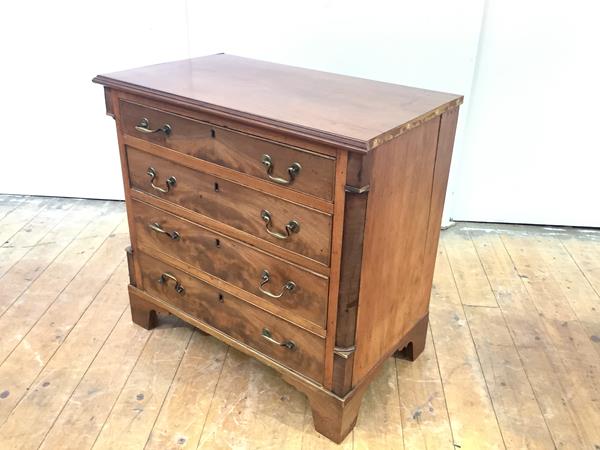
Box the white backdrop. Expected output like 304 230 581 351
0 0 598 227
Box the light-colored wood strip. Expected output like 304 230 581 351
353 359 404 449
0 199 109 316
561 234 600 314
0 196 49 246
0 205 124 361
91 320 193 450
469 228 589 448
197 348 305 449
428 244 505 449
396 326 454 450
144 332 228 450
501 232 600 386
499 232 600 445
0 261 129 448
39 303 151 450
0 197 77 278
442 228 498 307
0 195 26 221
464 305 554 449
526 233 600 356
0 220 129 425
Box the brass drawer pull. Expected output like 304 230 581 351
135 117 172 136
259 270 296 299
261 328 296 351
146 167 176 193
260 210 300 240
261 154 301 185
158 272 185 294
148 222 180 240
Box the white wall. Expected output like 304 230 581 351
451 1 600 227
0 0 190 200
1 0 597 227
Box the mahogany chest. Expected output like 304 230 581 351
93 54 462 443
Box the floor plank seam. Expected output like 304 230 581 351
496 232 597 447
37 305 129 450
467 229 559 449
427 316 458 450
0 254 127 431
0 221 125 370
89 328 156 450
142 328 195 450
0 202 119 320
440 240 508 450
195 346 230 450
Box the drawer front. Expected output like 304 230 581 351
127 147 332 265
120 100 336 201
131 199 329 329
138 252 325 382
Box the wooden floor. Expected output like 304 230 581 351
0 195 599 450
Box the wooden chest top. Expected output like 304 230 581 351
93 54 462 152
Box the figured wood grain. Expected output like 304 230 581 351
352 117 441 384
127 146 332 265
116 91 339 159
124 133 334 214
94 54 463 152
120 100 336 201
137 252 325 382
129 189 329 276
131 199 328 330
5 195 600 449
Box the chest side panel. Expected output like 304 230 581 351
352 116 443 384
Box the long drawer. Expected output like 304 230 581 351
137 252 325 382
131 199 329 330
127 146 332 265
120 100 336 201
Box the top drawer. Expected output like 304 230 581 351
120 100 336 201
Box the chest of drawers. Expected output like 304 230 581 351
93 54 462 443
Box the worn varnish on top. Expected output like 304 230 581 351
93 54 463 151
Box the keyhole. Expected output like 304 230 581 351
214 182 219 192
210 129 216 138
215 238 221 248
217 293 224 303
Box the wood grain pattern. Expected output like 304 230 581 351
130 199 328 330
352 117 441 384
3 196 600 449
120 99 336 201
117 90 339 159
127 146 332 265
94 54 462 152
136 252 325 382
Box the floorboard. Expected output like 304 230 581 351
0 195 598 450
